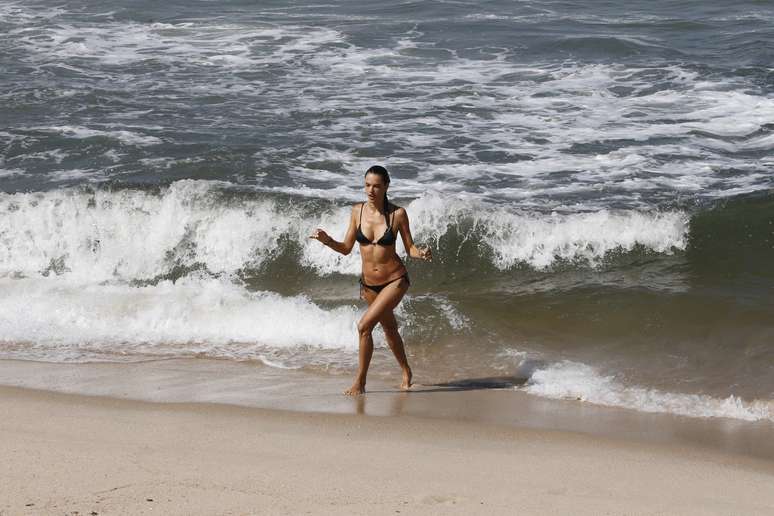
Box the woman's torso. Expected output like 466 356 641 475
356 203 406 284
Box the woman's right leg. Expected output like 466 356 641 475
343 286 376 396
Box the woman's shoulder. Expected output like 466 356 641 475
389 203 406 219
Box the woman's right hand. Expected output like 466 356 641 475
310 228 331 244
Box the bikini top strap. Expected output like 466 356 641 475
359 202 365 225
386 202 392 228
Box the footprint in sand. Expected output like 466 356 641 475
419 494 467 506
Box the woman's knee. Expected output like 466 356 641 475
357 319 374 337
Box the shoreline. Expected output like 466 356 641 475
1 357 773 463
2 383 774 515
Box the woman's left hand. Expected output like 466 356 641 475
416 245 432 262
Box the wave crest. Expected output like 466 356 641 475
0 181 691 280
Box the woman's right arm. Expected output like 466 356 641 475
310 205 358 256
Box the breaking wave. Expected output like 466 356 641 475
0 180 691 281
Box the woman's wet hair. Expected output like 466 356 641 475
365 165 391 208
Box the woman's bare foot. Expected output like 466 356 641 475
344 381 366 396
400 367 413 390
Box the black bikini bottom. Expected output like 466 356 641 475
359 273 410 295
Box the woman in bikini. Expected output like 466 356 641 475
310 165 432 396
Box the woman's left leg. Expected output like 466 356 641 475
344 277 410 395
379 310 412 390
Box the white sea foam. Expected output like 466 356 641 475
485 208 689 269
299 192 689 272
0 168 25 178
298 193 690 273
434 298 471 331
31 125 162 146
3 148 68 164
10 13 345 70
0 181 691 279
0 2 66 24
396 294 472 335
284 59 773 205
6 2 773 204
257 355 302 370
404 193 689 270
46 168 99 182
523 360 774 422
0 275 360 361
299 204 362 275
0 180 296 281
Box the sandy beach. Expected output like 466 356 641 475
3 1 774 515
2 384 774 516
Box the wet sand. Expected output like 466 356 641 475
2 360 774 515
0 358 773 461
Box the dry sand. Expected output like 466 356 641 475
1 385 774 515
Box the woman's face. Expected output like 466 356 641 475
364 173 388 204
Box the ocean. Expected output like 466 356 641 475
1 0 773 423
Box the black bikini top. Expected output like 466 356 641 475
356 203 396 246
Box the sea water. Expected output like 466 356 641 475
1 0 773 422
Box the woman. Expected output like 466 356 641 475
310 165 432 395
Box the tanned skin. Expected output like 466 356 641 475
310 172 431 395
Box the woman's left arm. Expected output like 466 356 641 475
396 207 432 261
